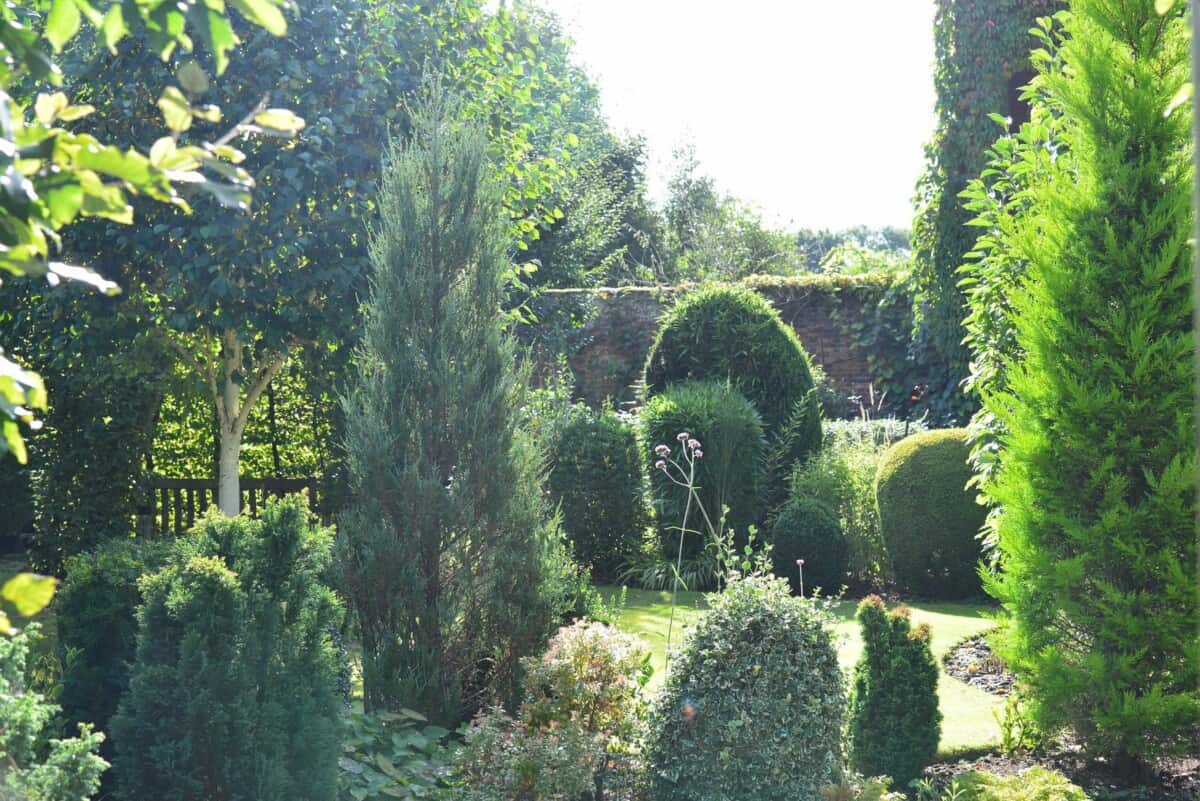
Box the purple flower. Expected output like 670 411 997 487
655 444 671 457
692 449 703 459
687 438 701 451
677 431 690 442
796 559 805 566
655 460 667 471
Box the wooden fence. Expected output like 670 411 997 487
146 477 319 536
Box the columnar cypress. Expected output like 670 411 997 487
338 94 565 725
982 0 1198 770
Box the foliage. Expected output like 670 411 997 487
823 418 927 449
979 1 1199 768
112 497 343 801
0 625 108 801
795 226 911 273
820 774 906 801
454 709 597 801
338 709 457 801
643 574 845 801
916 768 1090 801
640 381 765 563
848 596 941 788
909 0 1061 420
546 407 648 582
769 497 847 596
643 283 822 471
337 98 568 725
875 428 985 598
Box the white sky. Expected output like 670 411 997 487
538 1 938 231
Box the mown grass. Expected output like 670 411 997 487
598 585 1002 756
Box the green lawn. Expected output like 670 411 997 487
598 585 1002 756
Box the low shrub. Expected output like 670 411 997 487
455 709 597 801
917 768 1090 801
338 709 456 801
546 408 649 581
112 497 344 801
641 381 765 561
0 625 108 801
875 428 985 598
769 497 848 595
848 596 941 788
643 574 845 801
643 283 822 465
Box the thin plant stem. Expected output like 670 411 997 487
665 454 695 665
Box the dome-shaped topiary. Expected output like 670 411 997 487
643 575 845 801
769 497 849 595
643 284 822 465
875 428 986 598
640 381 765 560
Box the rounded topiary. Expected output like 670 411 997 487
769 497 849 595
643 575 845 801
875 428 985 598
643 284 822 464
547 408 649 581
848 596 941 787
640 381 765 559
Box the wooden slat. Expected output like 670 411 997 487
173 488 183 535
160 488 168 535
248 486 257 517
186 488 196 530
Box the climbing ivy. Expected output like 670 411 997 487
910 0 1063 422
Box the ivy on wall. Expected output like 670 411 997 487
910 0 1063 421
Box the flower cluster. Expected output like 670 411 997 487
654 431 703 475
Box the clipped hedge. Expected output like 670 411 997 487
769 497 848 595
875 428 985 598
642 284 822 466
640 381 765 559
643 575 844 801
546 408 648 581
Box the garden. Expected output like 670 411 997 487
0 1 1197 801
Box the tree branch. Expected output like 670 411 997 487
236 349 289 434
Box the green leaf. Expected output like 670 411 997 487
157 86 192 132
100 4 127 51
1155 0 1177 13
45 0 82 52
251 108 305 136
177 60 209 95
229 0 288 37
1 573 56 617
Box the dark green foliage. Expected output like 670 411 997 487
546 408 648 581
769 497 848 595
338 97 568 725
875 428 985 598
979 1 1198 766
848 596 941 788
112 497 343 801
338 710 456 801
640 381 765 560
643 284 822 466
57 537 177 766
910 0 1062 421
643 575 844 801
0 457 32 549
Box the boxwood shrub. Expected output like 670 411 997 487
769 496 848 595
642 284 822 466
643 574 844 801
875 428 985 598
640 381 765 559
546 408 648 581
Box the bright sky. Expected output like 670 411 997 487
538 1 938 231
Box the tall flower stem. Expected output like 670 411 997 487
665 457 694 665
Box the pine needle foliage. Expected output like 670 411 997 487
338 93 566 726
981 0 1198 768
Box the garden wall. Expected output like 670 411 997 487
524 273 917 415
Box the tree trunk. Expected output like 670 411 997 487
217 352 243 517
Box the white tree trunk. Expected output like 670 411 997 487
217 337 243 517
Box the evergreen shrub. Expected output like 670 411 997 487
112 497 343 801
848 596 941 788
643 575 844 801
546 408 648 581
940 768 1090 801
640 381 765 559
875 428 984 598
768 497 848 595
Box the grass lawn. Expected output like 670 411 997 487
598 585 1002 757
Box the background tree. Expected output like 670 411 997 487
981 2 1198 772
338 95 568 725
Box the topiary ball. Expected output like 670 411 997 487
875 428 986 598
546 408 649 582
643 284 822 465
640 381 765 560
643 575 845 801
769 497 849 595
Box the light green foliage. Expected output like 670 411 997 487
0 625 107 801
546 407 649 581
338 709 457 801
820 774 907 801
918 768 1090 801
640 381 765 563
875 428 985 598
769 497 848 595
112 497 343 801
849 597 941 788
979 1 1198 766
338 96 568 725
644 575 845 801
643 284 822 470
